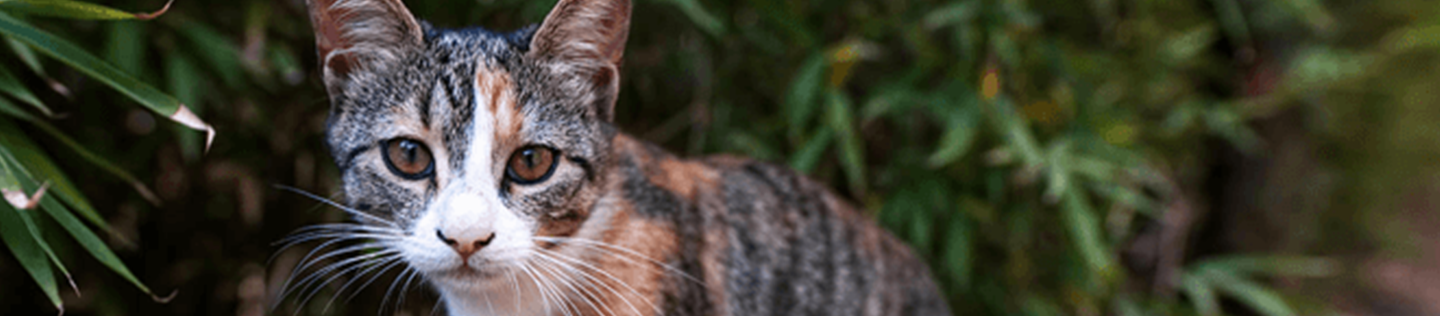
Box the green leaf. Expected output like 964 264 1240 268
171 19 244 90
826 89 865 196
922 1 978 30
0 199 61 311
0 146 158 297
926 100 980 168
785 53 827 140
0 0 173 20
1191 255 1340 278
1180 272 1221 316
655 0 724 37
1061 186 1113 278
0 113 134 230
0 65 49 116
942 212 973 289
0 11 213 149
7 36 43 75
789 127 833 174
1203 269 1296 316
0 144 75 310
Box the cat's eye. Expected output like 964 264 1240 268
382 138 434 180
506 146 558 185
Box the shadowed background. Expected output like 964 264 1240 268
0 0 1438 315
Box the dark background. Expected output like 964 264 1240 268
1 0 1439 315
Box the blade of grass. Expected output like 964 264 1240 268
0 11 213 150
0 0 173 20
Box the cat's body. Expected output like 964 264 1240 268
293 0 950 315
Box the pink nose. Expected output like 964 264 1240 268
436 229 495 259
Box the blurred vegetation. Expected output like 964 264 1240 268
1 0 1439 315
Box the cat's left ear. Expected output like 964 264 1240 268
528 0 631 122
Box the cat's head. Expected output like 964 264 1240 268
305 0 630 291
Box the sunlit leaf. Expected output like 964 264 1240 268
0 0 173 20
0 11 213 149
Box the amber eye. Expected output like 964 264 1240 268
506 146 558 185
382 138 434 180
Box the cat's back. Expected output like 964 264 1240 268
611 135 951 316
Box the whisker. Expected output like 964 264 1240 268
276 241 393 303
295 253 400 316
534 236 704 284
275 185 398 228
379 267 413 315
531 256 607 316
280 249 398 310
535 249 651 316
324 257 406 313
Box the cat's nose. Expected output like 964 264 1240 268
436 229 495 259
436 194 497 259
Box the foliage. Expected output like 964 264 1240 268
1 0 1438 315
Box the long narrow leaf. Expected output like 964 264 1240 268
0 149 76 294
0 65 49 116
0 11 213 149
0 148 160 299
0 114 128 230
0 200 61 311
0 0 172 20
1204 269 1297 316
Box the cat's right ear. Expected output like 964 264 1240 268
306 0 424 96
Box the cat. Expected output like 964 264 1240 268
283 0 952 315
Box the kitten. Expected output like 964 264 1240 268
286 0 951 314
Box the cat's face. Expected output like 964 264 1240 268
307 0 629 292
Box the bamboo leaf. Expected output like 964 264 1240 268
0 65 49 116
1061 186 1113 277
654 0 724 37
0 147 161 299
0 199 61 311
826 89 866 196
0 11 213 150
1192 255 1340 278
0 0 173 20
0 114 131 231
785 53 827 140
926 100 980 168
789 127 833 174
0 144 75 309
1181 272 1221 316
1204 269 1296 316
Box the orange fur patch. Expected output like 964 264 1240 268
475 64 524 151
